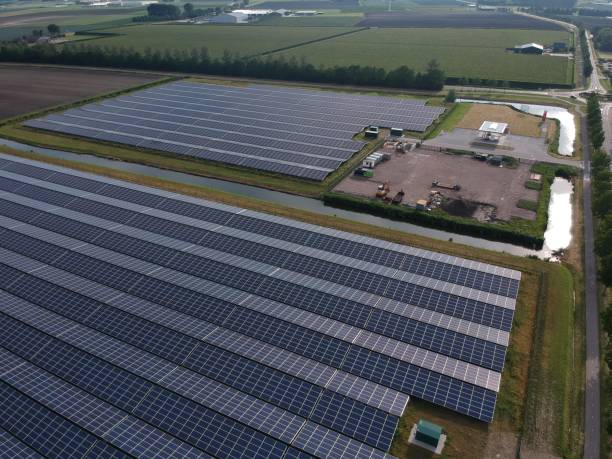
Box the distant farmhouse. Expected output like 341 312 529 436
208 8 320 23
209 11 249 23
512 43 544 54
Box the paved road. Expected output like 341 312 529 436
581 112 601 459
424 128 580 166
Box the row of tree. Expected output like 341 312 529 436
133 3 223 22
586 95 612 438
580 28 593 78
0 42 446 90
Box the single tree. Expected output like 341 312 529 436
444 89 456 103
183 2 195 17
47 24 60 36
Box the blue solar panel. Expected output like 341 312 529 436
0 154 522 458
23 81 445 180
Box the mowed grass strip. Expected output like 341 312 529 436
271 27 573 84
83 24 355 58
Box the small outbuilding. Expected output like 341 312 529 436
408 419 447 454
513 43 544 54
478 121 508 141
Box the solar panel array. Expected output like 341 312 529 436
0 153 520 458
23 81 444 181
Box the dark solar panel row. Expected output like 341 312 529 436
130 92 438 132
0 155 521 459
174 82 433 112
0 156 521 297
102 98 367 140
0 184 500 387
24 119 331 181
82 104 361 152
145 86 443 126
0 205 499 391
0 211 506 372
23 80 444 181
0 175 515 334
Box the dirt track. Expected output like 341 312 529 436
0 65 161 120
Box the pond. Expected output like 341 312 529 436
541 177 574 258
456 98 576 156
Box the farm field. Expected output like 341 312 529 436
0 6 144 41
357 11 565 29
0 65 162 120
84 24 356 57
272 27 573 84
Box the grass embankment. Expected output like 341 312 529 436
0 146 581 458
425 102 470 138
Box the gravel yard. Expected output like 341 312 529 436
334 146 539 221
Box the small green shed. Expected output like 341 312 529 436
415 420 442 448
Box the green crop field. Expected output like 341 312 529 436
80 23 573 85
85 24 355 57
271 27 574 85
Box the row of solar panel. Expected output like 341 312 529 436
173 82 431 112
55 110 352 163
0 180 502 396
84 104 363 152
0 170 515 321
0 156 516 430
0 155 520 296
104 98 364 140
0 259 398 452
0 197 507 377
0 235 408 419
0 306 385 459
0 214 499 422
146 86 444 124
45 112 346 169
131 92 440 132
0 192 503 392
0 169 513 333
127 94 378 134
23 119 331 181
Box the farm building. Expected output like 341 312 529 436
513 43 544 54
210 12 248 23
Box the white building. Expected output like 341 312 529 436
210 11 248 23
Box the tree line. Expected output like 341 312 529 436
586 94 612 440
580 27 593 78
133 3 223 22
0 42 446 90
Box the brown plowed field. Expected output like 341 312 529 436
0 65 161 120
356 12 564 29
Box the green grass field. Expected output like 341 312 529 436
84 24 355 57
271 27 573 84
